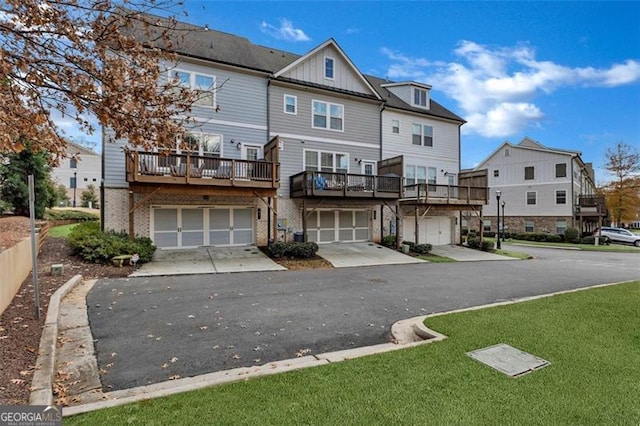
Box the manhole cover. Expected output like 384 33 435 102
467 343 550 377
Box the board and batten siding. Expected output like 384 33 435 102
103 59 269 187
279 45 371 95
385 86 412 106
381 110 460 184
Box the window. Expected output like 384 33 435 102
413 87 428 108
555 163 567 178
284 95 297 114
392 120 399 134
92 178 97 182
181 133 221 157
493 169 499 177
428 167 437 185
526 191 537 205
70 176 76 189
170 69 215 107
525 220 534 232
70 158 77 169
324 57 334 79
405 165 426 186
504 148 510 157
524 166 535 180
556 220 567 234
483 220 491 232
412 124 433 147
312 100 343 131
305 150 348 173
83 177 88 182
556 190 567 205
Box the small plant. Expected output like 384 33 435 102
412 243 432 254
381 234 396 248
564 227 580 244
401 240 415 248
0 199 12 215
467 237 492 252
44 209 99 221
80 184 99 208
266 241 319 259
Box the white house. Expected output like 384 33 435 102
51 140 101 207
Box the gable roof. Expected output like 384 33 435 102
65 140 99 157
366 75 465 123
273 39 382 100
475 137 583 170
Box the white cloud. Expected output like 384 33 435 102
382 41 640 138
260 19 310 42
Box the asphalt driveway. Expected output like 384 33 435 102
87 246 640 391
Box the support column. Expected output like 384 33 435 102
414 205 419 244
302 198 307 243
128 191 135 241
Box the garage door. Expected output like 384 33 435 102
403 216 452 246
306 210 369 243
152 207 253 248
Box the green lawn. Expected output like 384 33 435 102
48 223 78 238
419 253 456 262
66 281 640 425
508 239 640 252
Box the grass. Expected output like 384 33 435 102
509 239 640 252
493 248 531 259
48 223 78 238
419 253 456 262
66 281 640 425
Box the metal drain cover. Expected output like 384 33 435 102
467 343 550 377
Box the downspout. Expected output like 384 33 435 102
570 156 575 229
266 77 271 244
379 103 385 241
457 122 463 244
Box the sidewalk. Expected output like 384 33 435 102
430 245 514 261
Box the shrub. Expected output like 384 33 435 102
581 235 610 245
266 241 318 259
381 234 396 248
401 240 415 248
546 234 563 243
44 209 99 221
67 221 156 264
467 237 492 251
564 227 580 244
0 199 12 215
482 231 496 238
412 243 432 254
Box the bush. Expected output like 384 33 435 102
482 231 496 238
581 235 610 245
67 221 156 264
412 243 432 254
0 199 12 215
44 209 99 221
401 240 415 248
467 237 492 251
564 227 580 244
266 241 318 259
381 235 396 248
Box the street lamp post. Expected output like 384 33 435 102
495 189 502 249
73 171 77 208
501 201 506 241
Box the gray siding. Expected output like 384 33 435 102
386 85 412 105
103 58 269 187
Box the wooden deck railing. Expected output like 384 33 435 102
403 183 488 205
290 171 402 199
125 150 279 189
576 195 608 216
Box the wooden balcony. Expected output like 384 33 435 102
401 183 488 206
576 195 608 217
290 171 402 199
125 150 279 191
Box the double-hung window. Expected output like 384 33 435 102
392 120 400 134
70 158 77 169
413 87 428 108
524 166 535 180
555 163 567 178
284 95 297 114
405 165 427 186
526 191 537 205
170 70 215 108
412 124 433 147
556 190 567 205
312 100 343 131
305 150 348 173
525 221 534 232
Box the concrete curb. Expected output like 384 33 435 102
30 274 83 406
61 279 634 418
509 243 581 251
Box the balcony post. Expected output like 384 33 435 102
186 153 191 183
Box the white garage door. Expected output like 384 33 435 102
152 207 253 248
403 216 452 246
306 210 369 243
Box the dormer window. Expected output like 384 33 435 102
324 57 335 79
413 87 429 108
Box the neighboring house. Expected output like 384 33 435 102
51 140 101 207
473 137 605 235
102 16 483 249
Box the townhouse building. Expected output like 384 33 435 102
473 137 605 235
51 140 101 207
102 15 486 249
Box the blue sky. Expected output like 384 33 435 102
66 1 640 183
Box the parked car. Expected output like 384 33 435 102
594 227 640 247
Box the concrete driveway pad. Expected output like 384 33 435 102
130 246 285 277
317 242 424 268
431 245 514 261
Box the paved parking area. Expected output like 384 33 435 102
317 242 424 267
430 244 514 261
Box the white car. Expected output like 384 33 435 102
595 227 640 247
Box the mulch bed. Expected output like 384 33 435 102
0 236 130 405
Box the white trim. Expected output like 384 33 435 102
525 190 537 206
303 149 349 173
271 132 378 149
360 160 376 175
555 189 567 205
312 99 344 132
283 94 297 115
241 144 263 161
174 115 268 131
169 69 216 109
324 55 335 80
412 87 429 109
